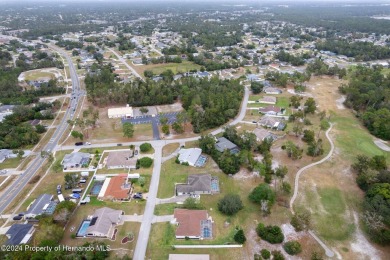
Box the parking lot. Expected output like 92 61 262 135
122 112 179 140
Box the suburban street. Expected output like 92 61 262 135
0 46 83 214
108 47 145 81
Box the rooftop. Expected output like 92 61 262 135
174 209 210 238
176 174 212 194
103 174 131 200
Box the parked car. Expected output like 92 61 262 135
133 193 143 199
13 216 22 221
134 150 138 155
57 185 62 194
117 144 123 146
75 142 83 146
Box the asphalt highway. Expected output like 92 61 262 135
0 46 82 214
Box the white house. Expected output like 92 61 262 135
107 105 133 119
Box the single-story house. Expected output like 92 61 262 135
106 150 137 169
246 74 261 82
258 116 286 130
178 148 202 167
98 174 131 201
176 174 215 196
173 209 213 239
62 152 91 169
5 224 35 245
25 194 57 219
0 149 17 163
259 105 284 116
169 254 210 260
253 128 278 142
263 86 282 94
258 96 276 105
107 105 133 119
0 105 14 122
215 137 240 154
85 207 123 238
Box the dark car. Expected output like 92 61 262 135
75 142 83 146
117 144 123 146
134 150 138 155
13 216 22 221
18 213 24 216
133 193 143 199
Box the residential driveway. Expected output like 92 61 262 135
156 195 189 205
122 112 179 140
152 215 174 223
0 226 10 235
122 214 143 222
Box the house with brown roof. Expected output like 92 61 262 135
173 209 213 239
98 174 131 201
258 105 284 116
106 150 137 169
258 116 286 131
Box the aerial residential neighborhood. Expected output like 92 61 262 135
0 1 389 260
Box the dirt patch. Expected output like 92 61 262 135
350 211 381 260
155 103 184 113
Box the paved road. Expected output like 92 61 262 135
123 112 179 140
0 45 83 214
133 144 163 260
108 48 145 81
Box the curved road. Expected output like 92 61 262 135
289 123 335 258
0 46 83 214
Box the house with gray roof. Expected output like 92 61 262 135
5 224 35 245
176 174 213 196
62 152 91 169
178 148 202 167
253 128 278 142
85 207 122 238
215 137 239 154
25 194 57 219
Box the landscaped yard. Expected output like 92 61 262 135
0 157 22 170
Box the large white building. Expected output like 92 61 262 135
107 105 133 119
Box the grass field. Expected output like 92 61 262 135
162 143 180 157
131 61 201 76
24 71 55 81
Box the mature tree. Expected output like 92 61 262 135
307 139 324 157
172 122 184 133
260 249 271 259
251 82 263 94
137 157 153 168
234 229 246 244
71 130 84 140
304 98 317 114
140 107 149 114
290 95 302 108
218 150 240 175
198 135 216 154
249 183 276 207
140 143 152 153
217 194 243 215
256 223 284 244
284 141 303 160
302 130 315 143
64 173 79 189
161 124 170 135
160 117 168 124
292 122 304 137
122 122 134 138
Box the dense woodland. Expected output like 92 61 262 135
316 40 390 61
352 155 390 244
340 66 390 140
85 66 243 132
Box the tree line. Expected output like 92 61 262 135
85 65 243 132
340 65 390 140
316 39 390 61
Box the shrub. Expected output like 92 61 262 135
234 229 246 244
260 249 271 259
140 143 152 153
283 240 302 255
272 250 285 260
256 223 284 244
291 209 311 231
71 234 76 239
137 157 153 168
218 194 243 215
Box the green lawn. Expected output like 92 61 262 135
154 203 178 216
149 61 201 75
276 96 289 108
331 113 390 161
0 157 22 170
